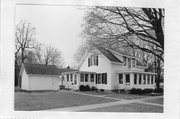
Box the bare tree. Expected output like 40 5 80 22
33 43 65 67
44 45 64 66
15 20 36 64
82 7 164 61
81 7 164 89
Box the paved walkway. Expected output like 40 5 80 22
44 91 163 112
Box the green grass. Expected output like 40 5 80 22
15 91 116 111
82 102 163 112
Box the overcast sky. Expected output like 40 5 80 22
16 5 86 67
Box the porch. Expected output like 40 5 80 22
116 71 156 90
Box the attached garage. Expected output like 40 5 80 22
20 63 60 91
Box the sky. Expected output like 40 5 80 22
16 5 86 67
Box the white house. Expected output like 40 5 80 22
20 64 60 91
61 46 156 91
20 46 156 91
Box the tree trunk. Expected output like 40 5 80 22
156 58 161 89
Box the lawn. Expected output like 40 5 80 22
15 91 116 111
142 97 163 105
77 91 148 100
82 102 163 112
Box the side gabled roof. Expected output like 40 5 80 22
24 63 60 75
96 46 123 63
58 68 79 73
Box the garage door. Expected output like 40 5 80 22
29 76 53 90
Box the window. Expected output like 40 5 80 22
151 75 154 84
96 56 98 66
139 74 142 84
74 79 77 84
97 74 101 84
134 74 137 84
123 56 126 66
88 55 98 67
125 74 130 84
128 58 131 68
132 59 135 67
85 74 88 82
90 74 94 82
88 58 90 67
147 75 150 84
67 74 69 82
102 73 107 84
119 74 123 84
75 75 77 80
143 74 146 84
70 74 73 82
80 74 84 82
96 74 98 84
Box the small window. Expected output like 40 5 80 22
134 74 137 84
85 74 88 82
151 75 154 84
70 74 73 82
125 74 130 84
67 74 69 82
123 57 126 66
97 74 101 84
74 79 77 84
88 58 90 67
132 59 135 67
80 73 84 82
90 74 94 82
96 74 98 84
139 74 142 84
128 58 131 68
96 56 98 66
119 74 123 84
147 75 150 84
143 74 146 84
102 73 107 84
75 75 77 80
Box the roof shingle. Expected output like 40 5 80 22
96 46 123 63
24 64 60 75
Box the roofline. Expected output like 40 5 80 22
111 62 123 65
136 65 147 69
116 70 156 75
28 74 59 77
95 48 121 64
107 48 137 59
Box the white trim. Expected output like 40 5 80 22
116 70 157 75
111 62 123 65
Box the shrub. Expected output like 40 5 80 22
129 88 153 95
154 88 163 93
85 85 90 91
79 85 91 91
79 85 86 91
91 86 98 91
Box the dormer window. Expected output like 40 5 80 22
128 58 131 68
123 56 126 66
88 55 98 67
132 59 136 67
